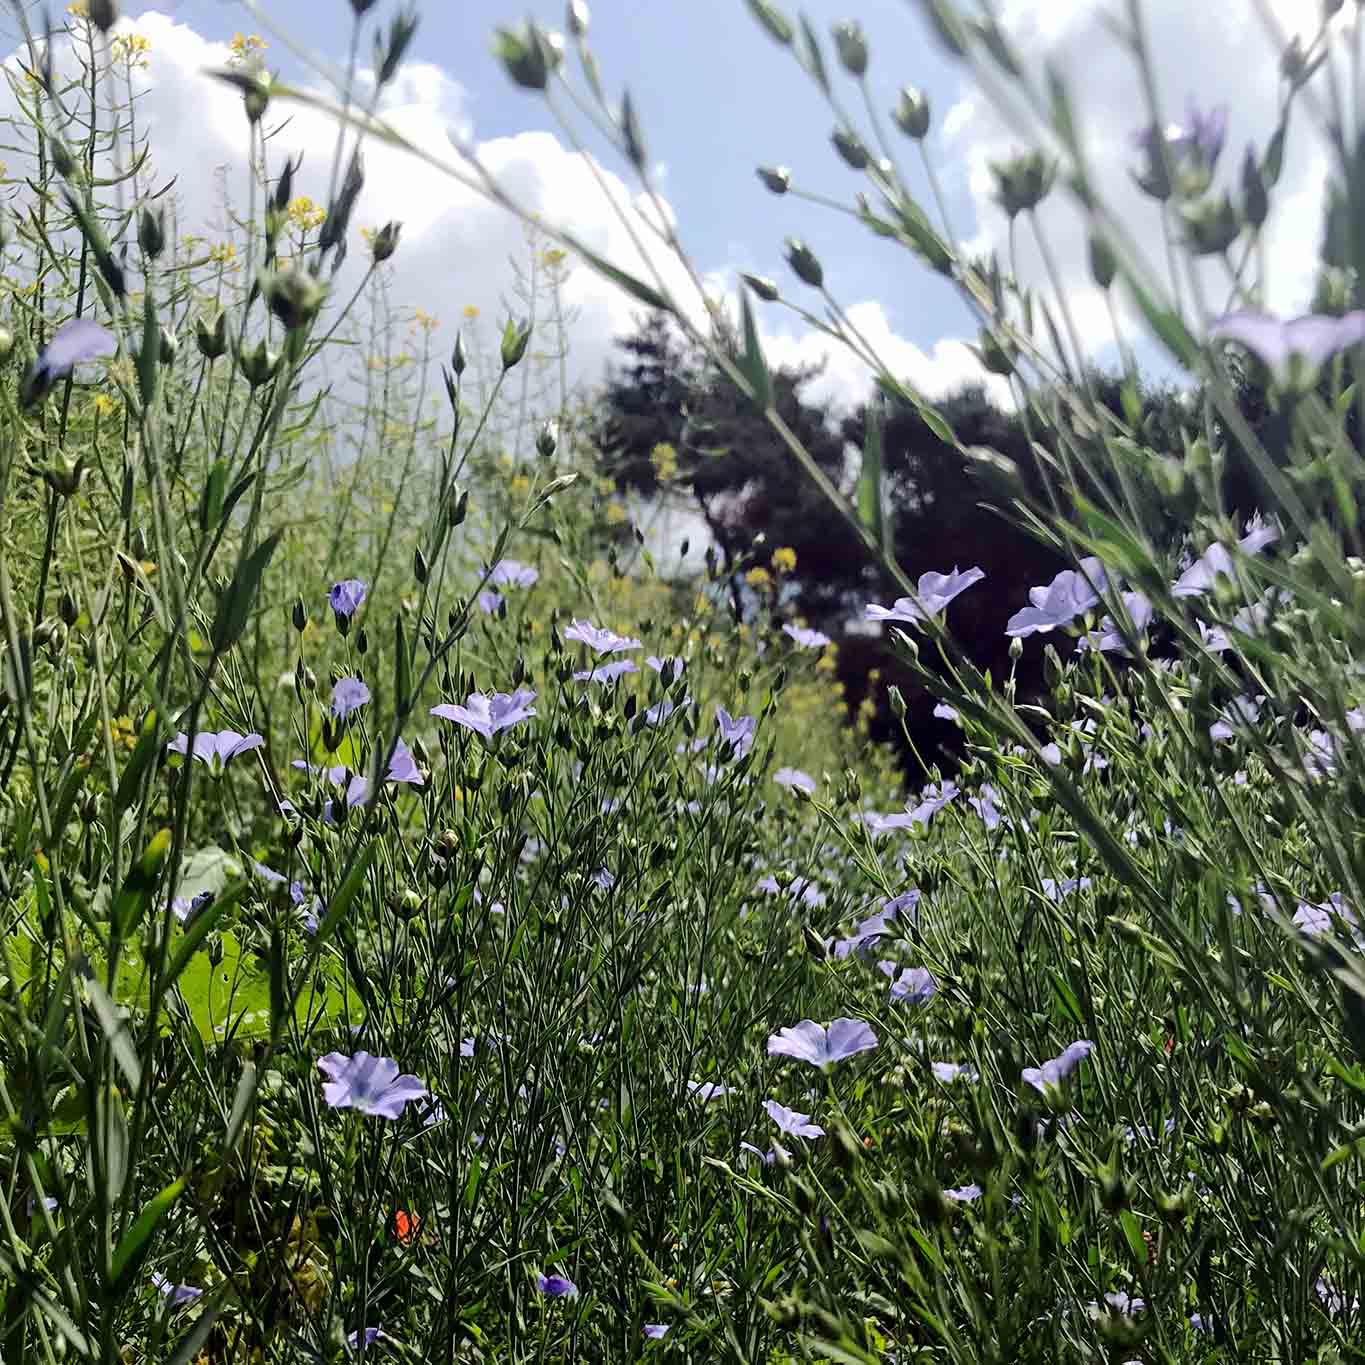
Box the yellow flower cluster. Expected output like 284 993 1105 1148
771 545 797 573
286 197 326 233
605 502 628 526
92 392 118 418
110 32 151 67
510 474 531 497
745 566 771 589
110 715 137 751
228 32 267 64
412 308 439 332
66 1 88 17
650 441 678 482
462 304 480 320
208 241 237 266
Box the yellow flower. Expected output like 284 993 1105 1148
227 32 267 64
110 32 151 67
412 307 439 332
462 304 480 320
650 441 678 482
771 546 797 573
541 247 567 268
67 1 88 15
208 241 237 266
286 197 326 233
745 567 772 589
816 653 837 673
92 393 117 418
605 502 628 526
510 474 531 497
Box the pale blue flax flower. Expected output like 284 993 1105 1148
317 1052 427 1119
766 1017 878 1069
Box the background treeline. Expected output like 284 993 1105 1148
589 305 1347 777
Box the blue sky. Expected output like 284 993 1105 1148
119 0 982 373
66 0 1338 409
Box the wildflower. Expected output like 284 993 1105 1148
489 559 538 588
833 911 894 960
883 963 937 1005
1303 728 1338 780
23 318 117 407
1080 591 1155 655
643 1324 670 1339
1041 876 1091 901
715 707 756 757
167 729 264 772
646 654 684 676
573 660 638 683
968 784 1003 830
783 623 831 648
1005 558 1108 638
431 689 537 740
932 1061 978 1083
330 677 370 720
392 1210 420 1246
1022 1039 1094 1093
1293 891 1357 937
564 619 642 654
944 1183 983 1203
745 566 772 589
763 1099 825 1138
605 502 628 526
755 874 825 907
1209 694 1260 742
864 566 985 627
766 1017 878 1069
1133 100 1226 199
329 579 368 619
170 890 213 924
317 1052 427 1119
536 1274 578 1298
774 767 815 795
933 702 959 721
1210 310 1365 390
1090 1290 1146 1317
644 696 689 725
771 545 798 573
687 1080 733 1101
347 1328 384 1352
477 590 503 615
151 1273 202 1307
383 738 424 785
1173 522 1278 597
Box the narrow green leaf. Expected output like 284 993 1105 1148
857 404 884 552
1119 1209 1147 1268
137 282 158 410
1120 268 1199 369
114 713 164 818
80 967 141 1093
211 529 284 654
797 15 830 94
224 1061 257 1157
394 613 411 715
112 1177 185 1288
313 843 378 945
737 289 771 410
158 883 242 998
570 240 674 313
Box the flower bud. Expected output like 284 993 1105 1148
195 310 228 361
746 0 795 45
1088 232 1118 289
451 332 467 377
237 339 279 388
742 272 780 302
292 597 307 632
990 151 1056 217
831 128 871 170
89 0 119 32
1180 193 1240 255
138 206 165 260
500 318 532 370
977 329 1015 376
1241 145 1268 228
243 74 270 124
265 267 328 331
831 20 868 76
802 924 829 960
371 220 402 263
536 421 558 458
893 86 931 139
784 237 824 288
494 23 554 90
888 685 906 720
757 165 791 194
158 326 178 365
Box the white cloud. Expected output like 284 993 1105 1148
759 300 1012 413
942 0 1339 361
